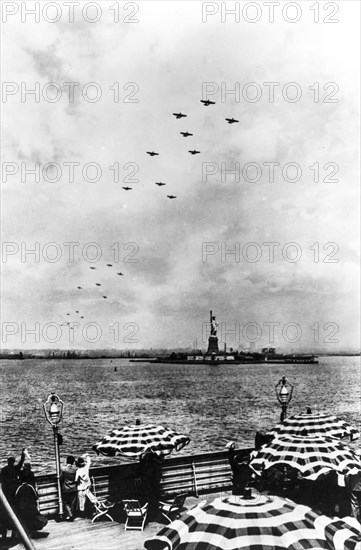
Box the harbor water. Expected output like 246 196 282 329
0 356 360 474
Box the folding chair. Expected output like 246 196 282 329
158 493 188 523
88 478 115 523
122 499 148 531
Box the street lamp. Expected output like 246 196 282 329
275 376 293 421
43 392 64 519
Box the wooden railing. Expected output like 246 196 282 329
35 448 252 517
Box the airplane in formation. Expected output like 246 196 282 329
189 150 200 155
155 182 166 186
173 112 187 119
147 151 159 156
122 187 132 190
201 99 216 106
167 195 177 199
225 118 239 124
180 132 193 137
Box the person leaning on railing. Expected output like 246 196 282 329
75 455 91 517
0 449 26 506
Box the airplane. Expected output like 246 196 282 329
167 195 177 199
122 187 132 190
103 296 107 299
76 311 79 313
77 286 82 289
180 132 193 137
66 313 70 315
96 283 101 286
201 99 216 106
225 118 239 124
173 112 187 119
80 316 84 319
155 182 166 186
106 264 113 267
189 150 201 155
117 272 123 276
90 267 96 270
147 151 159 156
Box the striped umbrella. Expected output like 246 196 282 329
250 435 361 480
93 423 190 458
323 516 361 550
268 413 360 441
144 495 361 550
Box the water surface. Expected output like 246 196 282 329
0 356 359 474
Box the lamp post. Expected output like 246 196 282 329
275 376 293 421
43 392 64 519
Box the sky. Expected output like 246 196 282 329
1 0 360 352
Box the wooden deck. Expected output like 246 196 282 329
0 494 217 550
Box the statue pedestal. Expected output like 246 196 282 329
207 336 219 354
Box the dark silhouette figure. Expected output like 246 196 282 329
226 443 254 496
254 431 273 450
15 469 48 533
0 449 26 505
138 451 164 521
345 471 361 521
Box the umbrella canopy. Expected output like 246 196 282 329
144 494 361 550
268 413 360 441
250 434 361 480
93 423 190 458
323 516 361 550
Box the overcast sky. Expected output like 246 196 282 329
2 1 360 352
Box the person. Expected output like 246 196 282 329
15 468 48 534
20 463 35 488
0 449 26 505
60 455 77 520
226 442 254 496
138 450 164 521
75 455 91 516
345 470 361 521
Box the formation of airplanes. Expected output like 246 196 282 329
66 262 128 321
120 99 240 200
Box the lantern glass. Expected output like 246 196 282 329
279 385 289 403
44 393 63 426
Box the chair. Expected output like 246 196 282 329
122 500 148 531
89 477 116 523
158 493 188 523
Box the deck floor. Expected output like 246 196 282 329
0 494 212 550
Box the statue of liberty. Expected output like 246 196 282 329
211 315 218 336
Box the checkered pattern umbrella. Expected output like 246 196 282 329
144 494 360 550
250 435 361 480
268 413 360 441
322 516 361 550
93 423 190 458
